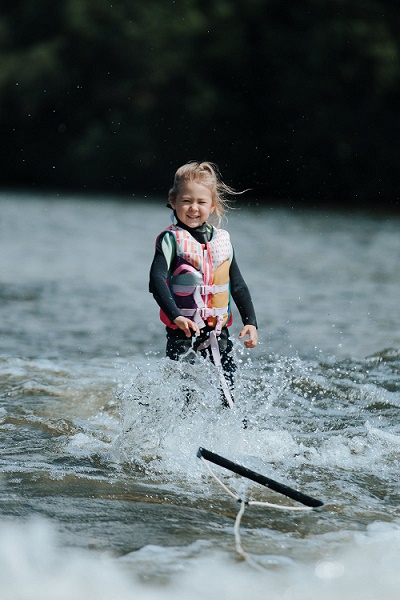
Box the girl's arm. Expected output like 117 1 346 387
149 235 200 336
149 246 181 323
238 324 258 348
229 252 258 348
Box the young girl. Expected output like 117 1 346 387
149 161 258 407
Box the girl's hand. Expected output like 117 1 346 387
173 316 200 337
238 324 258 348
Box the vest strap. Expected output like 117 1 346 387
172 284 229 320
180 306 228 323
171 283 229 296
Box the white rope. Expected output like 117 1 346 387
176 331 234 408
234 498 248 559
248 499 313 512
201 457 314 511
197 331 234 408
233 500 266 572
200 456 315 570
201 456 239 501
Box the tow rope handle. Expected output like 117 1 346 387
197 447 324 508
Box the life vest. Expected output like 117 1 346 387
160 224 233 333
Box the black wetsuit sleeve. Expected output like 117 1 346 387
149 233 181 323
229 251 258 328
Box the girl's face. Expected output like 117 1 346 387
170 181 214 228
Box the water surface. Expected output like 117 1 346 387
1 193 399 598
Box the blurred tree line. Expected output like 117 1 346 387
0 0 399 208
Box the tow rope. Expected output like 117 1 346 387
196 331 234 408
197 447 324 567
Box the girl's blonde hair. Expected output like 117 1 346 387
169 161 242 226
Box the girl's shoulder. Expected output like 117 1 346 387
155 228 177 265
156 224 178 241
210 224 230 240
155 227 177 249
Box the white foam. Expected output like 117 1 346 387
1 518 400 600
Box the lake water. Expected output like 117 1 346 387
1 192 399 599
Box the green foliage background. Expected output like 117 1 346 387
1 0 399 207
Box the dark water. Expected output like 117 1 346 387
1 193 399 599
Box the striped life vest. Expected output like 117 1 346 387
160 224 233 333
